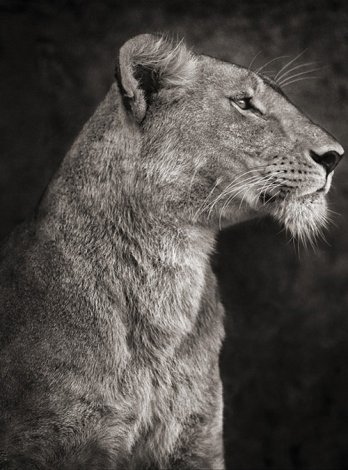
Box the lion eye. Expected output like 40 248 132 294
230 96 264 117
235 97 253 110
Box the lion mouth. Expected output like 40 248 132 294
260 188 325 206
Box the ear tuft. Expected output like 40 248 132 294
118 34 197 122
130 34 197 88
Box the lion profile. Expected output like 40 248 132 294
0 34 343 469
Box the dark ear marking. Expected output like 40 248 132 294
133 64 160 107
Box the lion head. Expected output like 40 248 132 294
117 34 344 242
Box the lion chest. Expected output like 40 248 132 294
128 344 221 465
103 283 225 464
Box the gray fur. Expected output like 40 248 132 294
0 34 343 469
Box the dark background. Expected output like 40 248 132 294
1 0 347 468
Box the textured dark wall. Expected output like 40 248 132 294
1 0 347 468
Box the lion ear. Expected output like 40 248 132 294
117 34 197 122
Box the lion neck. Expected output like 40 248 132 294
37 83 217 352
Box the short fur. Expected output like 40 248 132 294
0 35 343 469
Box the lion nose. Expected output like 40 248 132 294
309 149 344 174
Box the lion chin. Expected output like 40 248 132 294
270 192 328 243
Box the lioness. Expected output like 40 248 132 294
0 34 343 469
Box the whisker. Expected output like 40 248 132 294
238 178 276 209
223 173 273 198
217 174 276 225
210 176 262 219
279 68 321 86
276 61 317 84
254 178 283 206
217 176 268 215
206 169 269 218
274 49 307 82
218 179 266 229
193 177 221 221
258 175 279 193
326 208 341 217
248 50 262 70
257 69 277 76
281 76 319 88
258 181 283 206
256 55 290 74
205 164 280 223
187 164 200 202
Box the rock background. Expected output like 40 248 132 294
1 0 347 468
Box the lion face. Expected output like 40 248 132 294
181 56 344 240
119 35 344 241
